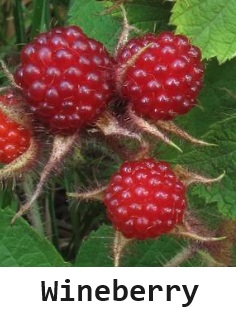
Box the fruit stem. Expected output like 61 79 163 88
101 0 124 15
206 219 236 266
114 4 132 57
11 133 79 223
67 185 107 202
113 230 130 267
171 229 226 242
197 250 225 267
45 184 59 249
96 111 150 160
164 244 199 267
23 174 45 236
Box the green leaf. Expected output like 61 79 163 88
67 0 172 51
173 116 236 218
166 59 236 219
178 59 236 138
121 236 190 267
13 0 27 46
157 59 236 163
75 225 202 266
75 225 113 266
125 0 173 33
155 57 236 223
30 0 51 38
0 208 67 266
68 0 121 51
170 0 236 63
0 186 18 212
159 60 236 219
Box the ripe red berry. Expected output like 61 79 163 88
0 110 31 164
0 91 18 106
115 32 204 120
104 158 186 239
14 26 114 134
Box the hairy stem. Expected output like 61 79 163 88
68 185 107 202
12 133 79 223
164 244 199 267
206 220 236 266
45 185 59 249
113 230 130 267
115 4 131 56
23 174 45 236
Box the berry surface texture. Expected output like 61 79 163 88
0 111 31 164
104 158 187 239
116 32 204 120
14 26 114 134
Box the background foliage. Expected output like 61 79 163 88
1 0 236 267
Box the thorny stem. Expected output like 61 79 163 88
164 244 199 267
113 230 130 267
104 128 150 161
101 0 125 15
171 211 226 243
115 4 134 56
171 230 226 242
105 136 134 160
11 133 79 223
206 220 236 266
197 250 225 267
68 185 107 202
96 111 150 160
23 174 45 236
45 184 59 248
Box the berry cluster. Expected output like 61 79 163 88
1 25 207 241
13 27 204 134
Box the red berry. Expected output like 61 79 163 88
115 32 204 120
0 110 31 164
0 91 19 106
14 26 114 134
104 158 186 239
